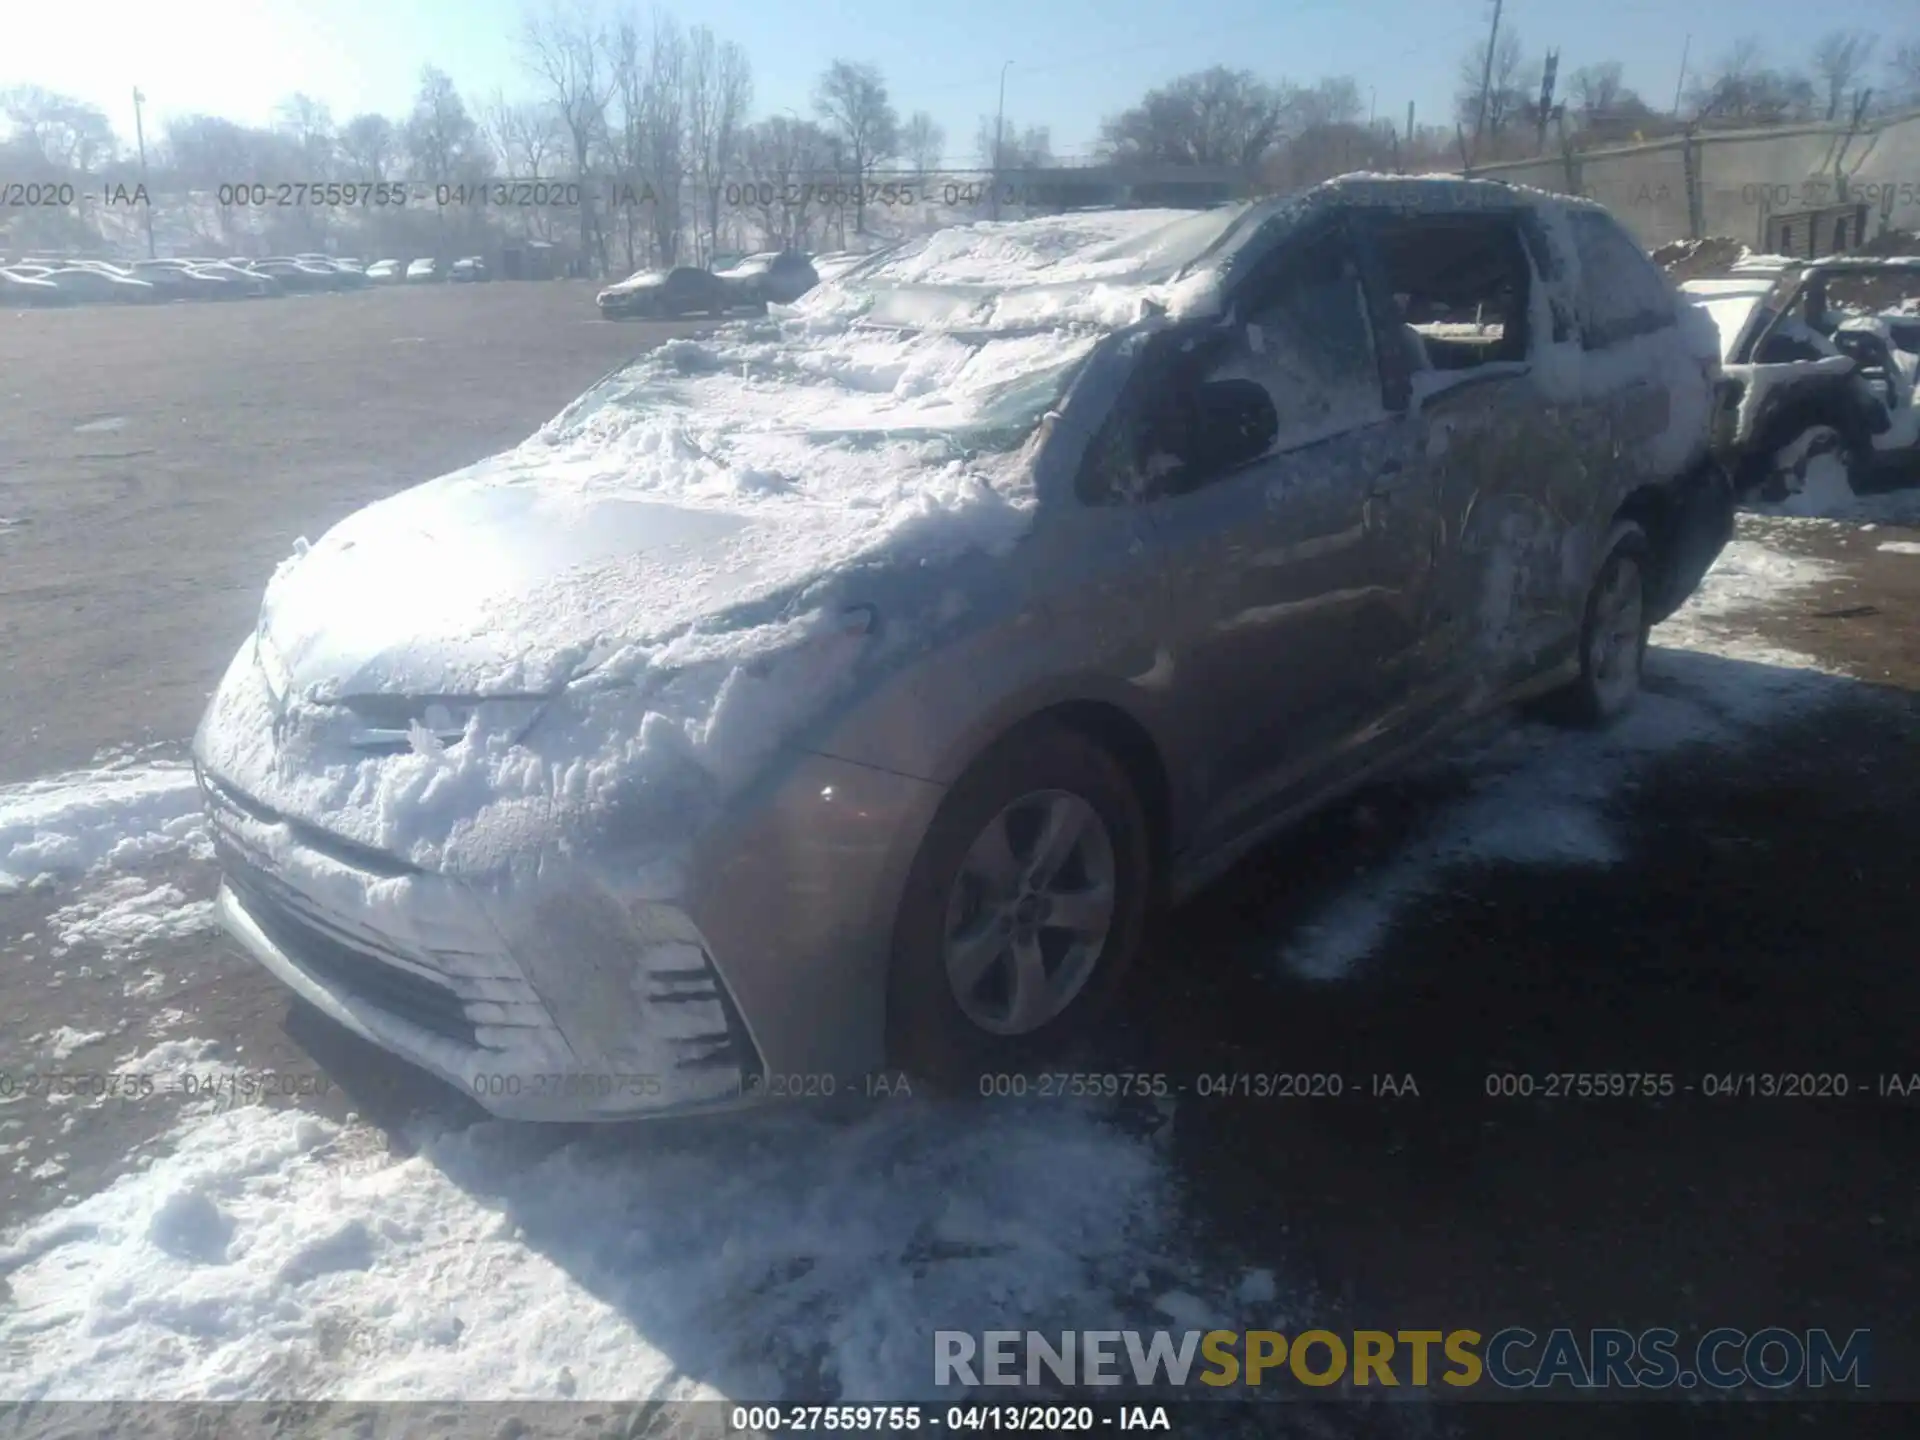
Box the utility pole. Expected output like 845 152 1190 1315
1406 101 1415 145
1473 0 1504 151
992 61 1012 222
132 87 156 258
1535 49 1559 156
1672 35 1691 116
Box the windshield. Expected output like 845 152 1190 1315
806 334 1097 451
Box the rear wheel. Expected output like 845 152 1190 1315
1553 521 1651 727
886 723 1151 1088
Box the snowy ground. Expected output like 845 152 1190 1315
0 510 1890 1407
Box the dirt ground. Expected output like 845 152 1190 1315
0 282 702 787
2 282 1919 1424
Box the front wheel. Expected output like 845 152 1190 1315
886 723 1152 1088
1553 521 1651 727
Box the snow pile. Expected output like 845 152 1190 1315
1744 479 1920 525
0 760 209 893
0 1097 1174 1402
45 878 215 960
1282 535 1839 980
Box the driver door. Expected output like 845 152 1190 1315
1136 218 1441 857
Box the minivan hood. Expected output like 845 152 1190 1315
259 460 805 701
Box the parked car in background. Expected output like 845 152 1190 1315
365 259 404 283
129 259 239 300
196 177 1731 1122
186 261 281 297
596 265 732 318
36 266 158 302
248 258 337 293
0 268 70 305
450 256 489 282
406 258 443 283
1684 256 1920 500
714 250 819 308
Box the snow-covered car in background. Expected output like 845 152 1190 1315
405 257 443 283
1682 257 1920 501
33 265 158 302
450 256 489 282
129 258 245 300
249 258 344 292
0 267 70 305
714 250 820 308
596 264 732 318
186 260 281 297
196 176 1731 1123
364 259 404 283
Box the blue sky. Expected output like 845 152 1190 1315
6 0 1910 166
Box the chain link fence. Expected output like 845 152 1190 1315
1468 109 1920 253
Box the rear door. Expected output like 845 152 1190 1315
1354 207 1595 702
1565 206 1690 492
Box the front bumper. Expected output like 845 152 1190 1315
596 292 655 317
199 767 766 1121
193 664 945 1120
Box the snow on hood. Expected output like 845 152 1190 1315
258 209 1258 704
212 212 1258 871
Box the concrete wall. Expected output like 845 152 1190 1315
1471 109 1920 249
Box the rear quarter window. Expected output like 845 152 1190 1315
1570 209 1677 350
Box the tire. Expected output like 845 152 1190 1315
1760 424 1860 502
886 722 1152 1089
1553 521 1651 727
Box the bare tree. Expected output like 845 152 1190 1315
338 113 401 178
1890 41 1920 109
404 67 490 180
1266 78 1375 188
638 13 688 265
1565 61 1657 141
742 114 835 248
1455 30 1535 145
1810 31 1878 120
686 25 753 263
900 111 944 178
1687 39 1816 124
1098 67 1291 170
974 117 1052 170
276 93 337 176
522 2 614 272
0 86 116 176
813 60 898 232
480 91 568 241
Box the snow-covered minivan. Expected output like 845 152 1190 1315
196 176 1732 1121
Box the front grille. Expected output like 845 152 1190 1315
221 847 477 1048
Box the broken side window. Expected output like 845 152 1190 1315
1365 212 1533 373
